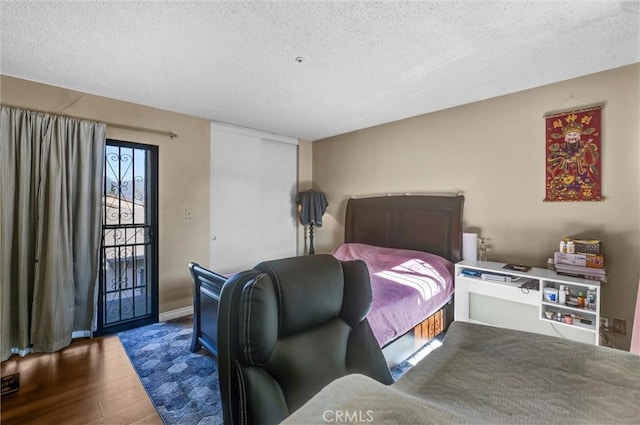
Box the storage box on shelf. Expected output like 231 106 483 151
554 251 605 269
455 260 602 345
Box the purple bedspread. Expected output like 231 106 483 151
331 243 454 347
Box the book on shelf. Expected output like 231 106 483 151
555 265 607 282
555 270 606 280
556 271 607 282
554 263 606 276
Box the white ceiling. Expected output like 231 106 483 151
1 1 639 141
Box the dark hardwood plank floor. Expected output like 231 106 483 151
1 335 163 425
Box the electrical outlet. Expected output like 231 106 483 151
600 316 609 330
612 318 626 335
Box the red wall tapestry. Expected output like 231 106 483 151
545 105 603 202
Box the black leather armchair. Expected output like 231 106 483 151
217 254 393 425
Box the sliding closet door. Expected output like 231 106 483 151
210 124 298 274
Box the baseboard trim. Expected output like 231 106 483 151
159 306 194 322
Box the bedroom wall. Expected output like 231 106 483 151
0 75 211 315
311 64 640 351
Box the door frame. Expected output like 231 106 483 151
95 139 159 336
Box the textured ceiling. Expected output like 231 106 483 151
1 1 639 141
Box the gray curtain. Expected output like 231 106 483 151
1 105 105 361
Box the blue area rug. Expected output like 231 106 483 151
118 317 430 425
118 317 222 424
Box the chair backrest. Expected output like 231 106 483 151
217 254 392 425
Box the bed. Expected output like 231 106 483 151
331 194 464 348
188 262 227 355
189 194 464 356
283 321 640 424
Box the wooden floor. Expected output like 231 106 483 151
1 335 163 425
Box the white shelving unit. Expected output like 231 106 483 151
454 260 602 345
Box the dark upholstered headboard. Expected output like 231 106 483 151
344 195 464 263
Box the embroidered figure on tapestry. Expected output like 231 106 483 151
545 105 602 201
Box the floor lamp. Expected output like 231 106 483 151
308 222 317 255
296 190 328 255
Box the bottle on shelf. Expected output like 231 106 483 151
577 291 586 308
479 238 487 261
547 258 555 270
587 289 597 310
566 240 575 254
558 285 566 305
559 240 566 253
